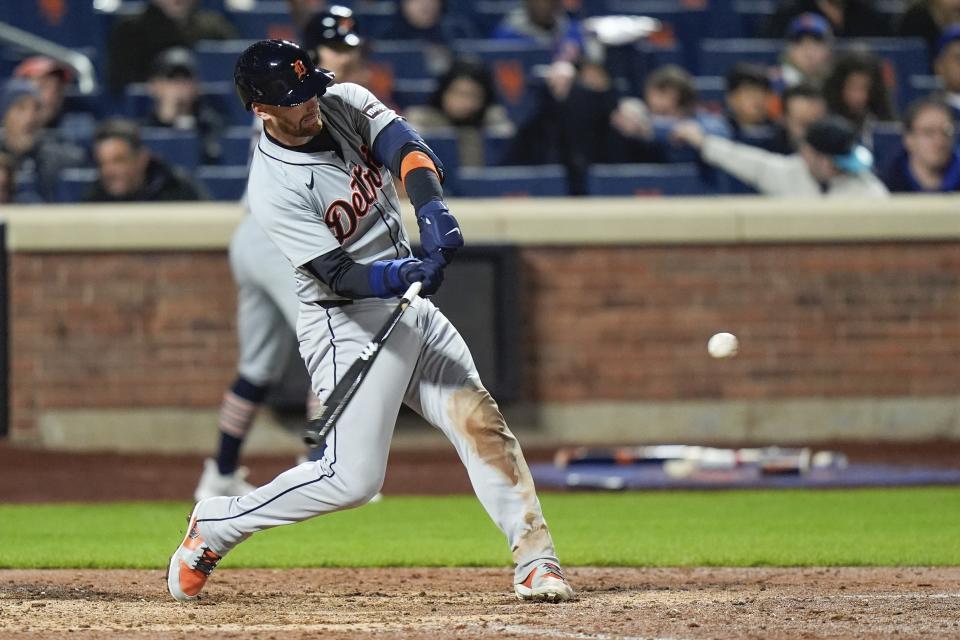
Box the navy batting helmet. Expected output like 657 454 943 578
303 6 362 53
234 39 335 111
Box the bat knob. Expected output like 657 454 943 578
303 430 323 448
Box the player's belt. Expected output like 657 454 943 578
312 300 353 309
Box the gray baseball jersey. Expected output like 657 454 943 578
193 82 560 584
246 83 411 304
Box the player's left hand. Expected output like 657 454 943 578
403 256 445 296
417 200 463 266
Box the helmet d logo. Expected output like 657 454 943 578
292 60 308 80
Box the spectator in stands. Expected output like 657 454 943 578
823 51 896 133
774 13 834 91
881 97 960 192
770 82 829 153
383 0 474 43
108 0 237 93
724 64 777 143
405 59 514 167
505 53 620 193
13 57 71 130
673 114 889 196
13 56 97 147
763 0 891 38
303 6 372 87
492 0 583 61
897 0 960 61
144 48 225 165
0 152 14 204
933 26 960 118
611 65 729 162
611 64 698 141
288 0 329 32
85 118 207 202
0 79 86 202
377 0 476 75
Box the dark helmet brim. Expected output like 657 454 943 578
269 67 335 108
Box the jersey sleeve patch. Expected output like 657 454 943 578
362 101 388 119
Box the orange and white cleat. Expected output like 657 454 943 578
514 561 574 602
167 503 222 602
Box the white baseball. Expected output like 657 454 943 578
707 332 739 358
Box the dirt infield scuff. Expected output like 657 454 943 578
1 567 959 639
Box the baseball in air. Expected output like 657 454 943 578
707 332 739 358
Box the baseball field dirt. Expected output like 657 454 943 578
2 441 959 638
2 567 959 639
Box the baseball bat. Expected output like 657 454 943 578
302 281 422 448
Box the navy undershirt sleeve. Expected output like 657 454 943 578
404 166 444 210
305 248 377 299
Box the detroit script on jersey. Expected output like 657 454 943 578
323 145 384 243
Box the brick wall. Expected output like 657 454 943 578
519 243 960 402
9 242 960 436
10 252 237 435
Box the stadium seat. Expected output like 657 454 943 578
4 0 103 49
12 172 43 204
197 165 248 201
698 39 781 77
225 4 296 41
56 168 98 203
122 83 152 118
870 122 904 167
584 0 726 68
194 40 257 84
587 163 711 196
462 1 515 36
353 1 398 37
605 43 685 97
368 41 433 80
906 75 939 106
456 40 553 108
392 78 437 110
694 76 727 113
218 126 254 165
731 0 776 37
698 38 929 99
141 128 202 170
456 165 568 197
421 130 460 179
211 80 254 127
123 81 247 129
842 38 929 83
56 112 98 147
483 131 513 166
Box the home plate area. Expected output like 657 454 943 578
2 567 959 639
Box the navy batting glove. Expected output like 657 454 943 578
369 257 418 298
401 256 445 296
416 199 463 266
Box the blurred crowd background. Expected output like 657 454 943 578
1 0 959 204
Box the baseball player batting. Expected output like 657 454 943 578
168 39 573 603
194 7 373 502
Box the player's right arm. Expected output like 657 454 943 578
248 178 442 299
305 247 441 299
331 82 463 266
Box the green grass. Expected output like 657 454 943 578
1 488 959 569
